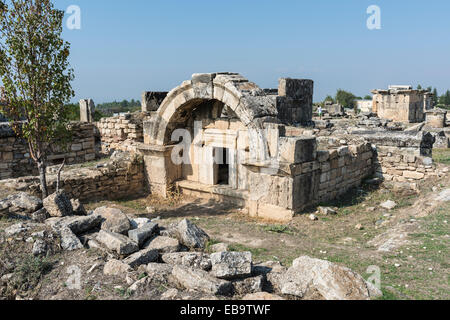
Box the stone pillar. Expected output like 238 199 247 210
426 109 447 128
276 78 313 126
140 145 182 198
79 99 95 123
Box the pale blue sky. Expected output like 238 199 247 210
52 0 450 103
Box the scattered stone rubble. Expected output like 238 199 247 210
0 195 383 300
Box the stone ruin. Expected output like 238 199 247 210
372 85 435 123
0 73 448 222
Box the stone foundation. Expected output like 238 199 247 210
1 153 145 202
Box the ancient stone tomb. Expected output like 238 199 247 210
138 73 374 221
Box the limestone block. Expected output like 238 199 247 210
279 137 317 164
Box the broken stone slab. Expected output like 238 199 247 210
210 252 253 280
129 218 151 230
59 227 84 251
31 208 49 223
5 223 30 236
96 230 139 256
47 214 103 235
171 265 233 296
380 200 397 210
43 192 73 217
175 219 210 250
5 192 43 214
161 252 212 271
122 248 159 268
104 259 132 276
232 275 264 296
279 256 378 300
146 263 174 283
94 207 131 235
144 236 180 253
128 222 159 248
242 292 285 300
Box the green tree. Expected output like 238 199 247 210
0 0 74 198
324 95 334 103
439 90 450 106
432 88 438 105
335 89 357 109
364 95 372 100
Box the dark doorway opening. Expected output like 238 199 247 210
216 147 229 185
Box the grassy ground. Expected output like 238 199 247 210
433 148 450 165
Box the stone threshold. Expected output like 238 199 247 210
176 180 249 201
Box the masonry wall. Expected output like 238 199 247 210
374 91 426 123
358 131 437 182
8 155 146 202
247 138 375 219
0 122 96 180
96 113 144 152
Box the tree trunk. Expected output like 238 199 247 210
37 160 48 199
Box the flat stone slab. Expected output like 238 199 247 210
96 230 139 256
47 214 103 235
161 252 211 271
171 265 233 296
210 252 252 280
128 222 158 247
123 248 159 268
279 256 380 300
144 236 180 253
146 263 174 283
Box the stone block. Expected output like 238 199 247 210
279 137 317 164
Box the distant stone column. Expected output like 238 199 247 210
79 99 95 122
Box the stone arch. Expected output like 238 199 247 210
146 73 278 146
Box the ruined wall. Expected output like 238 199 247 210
373 90 426 123
4 154 145 202
357 131 437 182
426 109 447 128
316 144 374 202
0 122 96 180
96 113 144 152
247 137 375 220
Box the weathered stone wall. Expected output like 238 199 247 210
0 122 96 180
96 113 144 152
316 143 374 202
357 131 437 182
372 89 427 123
426 109 447 128
246 137 375 220
2 154 145 202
